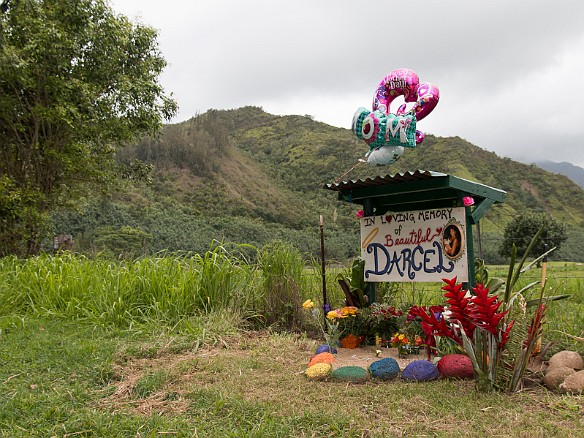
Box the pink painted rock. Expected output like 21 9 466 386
559 370 584 394
437 354 474 379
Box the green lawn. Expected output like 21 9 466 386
0 255 582 437
0 315 582 437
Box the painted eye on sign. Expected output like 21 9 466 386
360 207 468 282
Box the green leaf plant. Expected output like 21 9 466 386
337 258 368 308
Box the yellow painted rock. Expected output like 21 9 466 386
305 363 333 381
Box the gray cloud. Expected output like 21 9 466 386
111 0 584 168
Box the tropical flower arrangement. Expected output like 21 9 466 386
328 305 367 348
408 277 520 391
368 303 403 342
390 332 423 357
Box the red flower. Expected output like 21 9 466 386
441 277 475 339
468 283 508 337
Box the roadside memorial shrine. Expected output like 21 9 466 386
303 69 583 392
306 69 584 392
325 170 507 293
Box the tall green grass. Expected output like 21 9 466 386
0 244 263 327
1 248 581 354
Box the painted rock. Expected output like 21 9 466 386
401 360 439 382
559 370 584 394
340 334 360 349
543 366 576 391
437 354 474 379
305 363 332 381
315 344 338 355
369 358 400 381
547 351 583 371
331 366 370 383
308 352 335 368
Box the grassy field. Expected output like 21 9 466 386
0 250 582 437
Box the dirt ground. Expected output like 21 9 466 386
100 335 430 416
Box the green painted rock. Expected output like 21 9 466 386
331 366 370 383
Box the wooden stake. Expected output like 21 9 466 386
320 215 327 323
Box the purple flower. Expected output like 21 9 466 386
323 303 331 313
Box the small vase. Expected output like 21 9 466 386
398 345 408 358
340 333 360 349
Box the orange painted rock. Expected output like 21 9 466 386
340 334 360 349
308 352 335 368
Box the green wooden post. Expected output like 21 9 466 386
465 204 476 289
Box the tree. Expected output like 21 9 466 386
498 212 567 260
0 0 177 256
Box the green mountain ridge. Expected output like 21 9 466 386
54 106 584 262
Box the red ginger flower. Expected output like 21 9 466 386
500 319 514 348
525 303 546 349
441 276 475 339
468 283 508 337
408 304 461 359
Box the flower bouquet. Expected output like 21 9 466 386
369 303 403 344
391 332 423 358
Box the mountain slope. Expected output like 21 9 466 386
535 160 584 189
55 107 584 262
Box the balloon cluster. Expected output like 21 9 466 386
352 68 439 166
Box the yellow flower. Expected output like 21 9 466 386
302 299 315 309
326 310 338 320
341 306 358 316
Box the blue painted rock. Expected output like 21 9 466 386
315 344 338 355
331 366 370 383
437 354 474 379
401 360 439 382
369 358 400 381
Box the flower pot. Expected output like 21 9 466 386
340 333 361 349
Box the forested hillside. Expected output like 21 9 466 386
52 107 584 262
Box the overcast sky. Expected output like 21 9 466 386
109 0 584 168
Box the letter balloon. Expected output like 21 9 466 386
372 68 419 115
352 68 440 164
